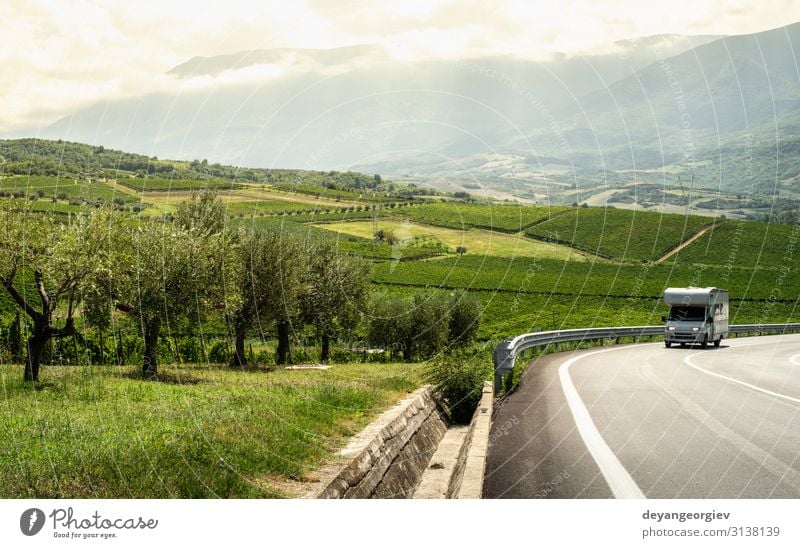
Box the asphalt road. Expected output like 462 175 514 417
484 334 800 498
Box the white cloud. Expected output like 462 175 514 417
2 0 800 132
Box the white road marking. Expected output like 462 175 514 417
684 353 800 405
558 348 646 499
789 353 800 366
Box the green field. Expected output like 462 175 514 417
314 219 598 260
116 177 242 192
0 362 420 497
225 199 325 215
399 202 569 232
674 220 800 268
526 207 712 261
381 278 798 340
373 254 800 301
271 182 396 203
0 175 138 203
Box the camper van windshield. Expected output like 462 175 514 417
668 306 706 321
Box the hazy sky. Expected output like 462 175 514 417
2 0 800 132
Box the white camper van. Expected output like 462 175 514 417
662 287 729 348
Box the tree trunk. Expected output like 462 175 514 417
276 320 291 365
116 329 125 366
231 319 247 368
23 334 46 382
321 334 330 362
98 328 105 366
23 315 51 382
142 318 161 378
402 339 412 362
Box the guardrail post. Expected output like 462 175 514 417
493 340 516 394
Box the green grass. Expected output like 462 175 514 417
227 216 446 260
0 362 421 498
526 207 711 261
673 220 800 268
400 202 569 232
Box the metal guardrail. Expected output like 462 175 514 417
493 323 800 392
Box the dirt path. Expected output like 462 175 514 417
653 222 718 264
103 180 141 197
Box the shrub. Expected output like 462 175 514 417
287 347 312 364
178 337 204 363
426 351 492 423
254 350 273 365
208 340 229 364
329 348 359 363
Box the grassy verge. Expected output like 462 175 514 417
0 362 422 498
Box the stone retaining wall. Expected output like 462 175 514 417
314 386 447 499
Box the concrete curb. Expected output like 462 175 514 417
453 381 493 498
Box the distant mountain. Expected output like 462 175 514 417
13 25 800 196
361 24 800 195
167 44 390 78
19 34 715 171
502 21 800 193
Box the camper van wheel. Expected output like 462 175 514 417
665 341 671 348
700 337 708 349
680 343 687 348
713 339 721 348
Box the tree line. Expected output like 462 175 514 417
0 192 480 382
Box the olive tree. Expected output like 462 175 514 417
408 291 451 359
229 228 305 367
302 243 371 361
0 202 115 381
112 192 238 377
447 290 481 347
368 290 481 361
367 293 413 360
